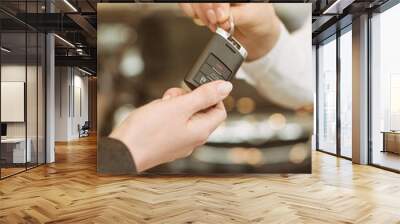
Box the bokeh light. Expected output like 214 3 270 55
229 147 263 165
289 143 308 164
277 123 303 140
224 96 236 112
98 24 135 52
246 148 263 165
229 147 248 164
236 97 255 114
119 48 144 77
268 113 286 130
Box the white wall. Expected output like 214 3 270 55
73 73 89 136
1 65 38 138
54 67 89 141
55 67 69 141
1 65 26 136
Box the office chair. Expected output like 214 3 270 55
79 121 90 138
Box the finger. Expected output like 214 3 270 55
214 3 230 24
180 80 232 115
193 3 210 26
220 20 231 32
179 3 195 18
189 101 227 133
201 3 217 25
162 88 187 100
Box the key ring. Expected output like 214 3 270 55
228 13 234 36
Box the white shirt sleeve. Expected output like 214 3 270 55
240 17 313 110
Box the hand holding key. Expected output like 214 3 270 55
179 3 282 62
109 80 232 172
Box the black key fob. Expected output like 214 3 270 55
184 28 247 90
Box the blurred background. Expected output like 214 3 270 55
98 3 312 174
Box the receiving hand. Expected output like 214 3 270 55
179 3 281 61
109 80 232 172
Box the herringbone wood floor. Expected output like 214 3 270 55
1 135 400 224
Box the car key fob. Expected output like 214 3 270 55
184 28 247 90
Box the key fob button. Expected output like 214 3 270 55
199 76 209 84
195 72 211 85
200 64 224 80
206 54 231 79
200 63 214 76
208 71 222 81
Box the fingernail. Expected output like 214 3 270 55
163 95 171 100
217 81 233 96
221 21 231 32
206 9 217 24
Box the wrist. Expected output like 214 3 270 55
109 131 150 173
125 143 149 173
245 17 282 62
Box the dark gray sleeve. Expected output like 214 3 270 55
97 137 137 175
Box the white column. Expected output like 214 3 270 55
46 33 55 163
352 14 369 164
45 1 56 163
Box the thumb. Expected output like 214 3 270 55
180 80 232 115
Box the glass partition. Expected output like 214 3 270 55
0 1 46 179
1 30 28 177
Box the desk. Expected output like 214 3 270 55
382 131 400 154
1 138 31 163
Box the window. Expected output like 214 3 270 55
370 3 400 171
339 28 352 158
317 37 337 154
390 74 400 130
